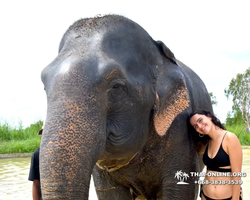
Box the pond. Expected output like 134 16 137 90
0 149 249 200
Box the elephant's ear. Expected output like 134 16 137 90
153 41 190 136
155 40 177 65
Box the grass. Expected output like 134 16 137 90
0 120 249 154
0 121 42 154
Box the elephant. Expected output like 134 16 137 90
40 14 213 200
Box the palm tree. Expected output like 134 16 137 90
182 172 189 182
174 170 183 181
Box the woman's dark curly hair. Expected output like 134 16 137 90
189 110 226 153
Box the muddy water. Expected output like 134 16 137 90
0 156 97 200
0 149 249 200
0 157 32 199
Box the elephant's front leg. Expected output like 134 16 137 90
161 156 199 199
92 166 133 200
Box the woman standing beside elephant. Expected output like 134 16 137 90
189 110 243 200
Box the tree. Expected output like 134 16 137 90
174 170 189 183
224 67 250 129
174 170 183 180
225 108 242 126
209 92 218 106
182 172 189 181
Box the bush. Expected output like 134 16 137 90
0 121 43 154
0 120 43 141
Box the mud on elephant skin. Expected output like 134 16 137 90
40 14 212 200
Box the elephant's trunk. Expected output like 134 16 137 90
40 97 106 199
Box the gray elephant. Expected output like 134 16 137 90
40 15 212 200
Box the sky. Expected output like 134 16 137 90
0 0 250 128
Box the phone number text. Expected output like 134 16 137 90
196 180 243 185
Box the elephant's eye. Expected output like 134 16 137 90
111 83 125 93
113 84 121 89
109 79 126 91
108 81 127 103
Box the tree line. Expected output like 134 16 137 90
210 67 250 136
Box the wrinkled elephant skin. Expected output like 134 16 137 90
40 15 212 200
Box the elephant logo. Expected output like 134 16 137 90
174 170 190 184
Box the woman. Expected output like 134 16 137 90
189 110 243 200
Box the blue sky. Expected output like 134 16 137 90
0 0 250 127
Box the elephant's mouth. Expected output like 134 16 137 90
96 153 138 172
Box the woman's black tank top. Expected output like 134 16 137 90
203 132 231 172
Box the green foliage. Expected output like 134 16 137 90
0 121 42 154
0 138 41 154
209 92 218 106
0 120 43 141
225 121 250 145
225 108 244 126
239 134 250 146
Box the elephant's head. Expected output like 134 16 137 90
40 15 189 199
